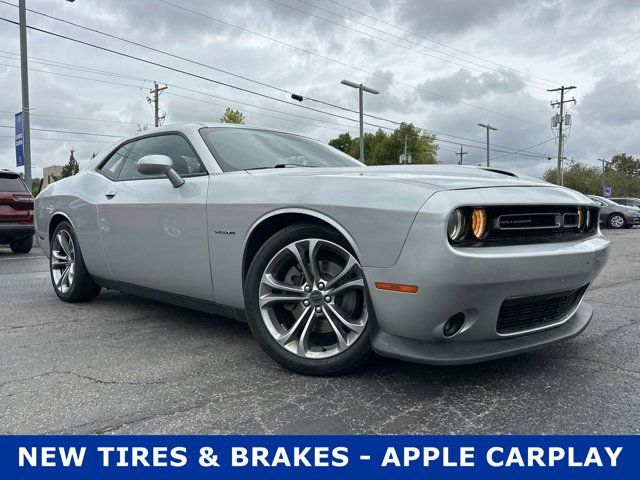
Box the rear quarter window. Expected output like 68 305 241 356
0 176 28 192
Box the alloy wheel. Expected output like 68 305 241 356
610 215 624 228
258 239 368 359
51 230 76 294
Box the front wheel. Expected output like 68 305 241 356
244 224 372 375
50 221 101 302
608 214 625 229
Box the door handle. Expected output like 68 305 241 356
105 186 118 199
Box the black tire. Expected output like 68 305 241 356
50 221 101 302
608 214 626 229
10 236 33 253
244 223 373 376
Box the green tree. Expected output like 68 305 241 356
543 156 640 197
609 153 639 177
328 132 354 153
328 123 438 165
31 178 42 196
220 107 245 124
60 149 80 178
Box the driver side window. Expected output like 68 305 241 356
117 134 205 181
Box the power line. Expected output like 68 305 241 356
154 0 547 128
1 0 547 127
0 52 554 158
322 0 559 86
0 4 554 150
491 137 556 160
0 109 151 127
0 17 388 127
0 125 121 138
269 0 552 90
0 133 113 144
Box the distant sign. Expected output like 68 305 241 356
399 154 412 164
604 186 612 198
15 112 24 167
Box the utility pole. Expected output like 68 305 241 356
598 158 608 196
477 123 497 167
455 146 468 165
18 0 31 192
401 134 409 164
548 85 576 186
340 80 379 163
149 82 167 127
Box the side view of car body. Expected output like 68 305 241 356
588 195 640 229
0 169 34 253
35 124 610 375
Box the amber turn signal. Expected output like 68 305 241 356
374 282 419 294
471 208 489 239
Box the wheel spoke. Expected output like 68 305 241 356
324 307 349 352
52 259 69 269
261 273 305 294
286 243 313 286
324 303 365 334
58 232 71 255
297 313 316 356
325 255 357 290
259 293 304 308
307 239 323 284
275 306 313 347
327 278 364 297
52 250 67 261
57 266 70 287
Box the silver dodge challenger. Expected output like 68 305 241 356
35 124 610 375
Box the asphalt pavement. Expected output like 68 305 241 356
1 229 638 434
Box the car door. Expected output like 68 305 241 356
96 133 213 301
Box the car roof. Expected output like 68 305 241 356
0 169 20 178
116 123 317 144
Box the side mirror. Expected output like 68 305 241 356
136 155 184 188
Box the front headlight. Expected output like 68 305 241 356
447 209 467 243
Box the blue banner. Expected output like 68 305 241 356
15 111 24 167
0 435 637 480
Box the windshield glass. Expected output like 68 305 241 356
200 127 363 171
592 196 616 206
0 175 28 192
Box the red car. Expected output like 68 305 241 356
0 170 34 253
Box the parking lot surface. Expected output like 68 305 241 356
1 229 638 434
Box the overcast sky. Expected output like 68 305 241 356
0 0 638 179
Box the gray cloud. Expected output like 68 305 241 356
0 0 638 181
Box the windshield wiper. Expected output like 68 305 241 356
245 163 315 170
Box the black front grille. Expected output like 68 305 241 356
457 205 599 247
497 285 589 334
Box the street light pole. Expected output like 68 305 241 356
598 158 608 196
18 0 31 192
341 80 379 163
477 123 497 167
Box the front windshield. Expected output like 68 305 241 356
592 196 616 206
200 127 363 172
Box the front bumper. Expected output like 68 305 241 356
623 212 640 225
372 302 593 365
0 223 34 243
363 187 610 364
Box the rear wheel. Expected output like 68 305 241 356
244 224 372 375
50 221 101 302
10 236 33 253
608 214 625 229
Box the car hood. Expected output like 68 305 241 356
246 165 550 190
